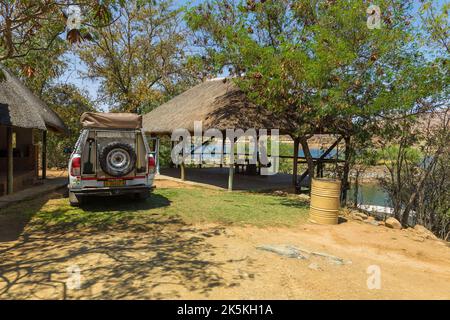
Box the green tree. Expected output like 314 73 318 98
372 0 449 233
419 0 449 55
0 1 124 61
0 1 135 99
185 0 429 194
78 0 199 113
42 84 96 168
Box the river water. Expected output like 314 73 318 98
350 183 390 207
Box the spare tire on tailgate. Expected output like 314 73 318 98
99 142 136 177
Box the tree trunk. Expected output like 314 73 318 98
394 141 406 220
42 130 47 179
401 149 441 226
299 137 314 188
353 170 360 207
6 127 13 195
341 135 351 204
292 138 299 189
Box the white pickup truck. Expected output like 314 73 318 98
67 112 156 206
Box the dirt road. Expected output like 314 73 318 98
206 223 450 299
1 207 449 299
0 179 449 299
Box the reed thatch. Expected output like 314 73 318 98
0 65 68 134
143 78 296 135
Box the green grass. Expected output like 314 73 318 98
1 187 309 232
156 188 309 226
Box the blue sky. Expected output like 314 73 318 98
56 52 103 108
55 0 447 111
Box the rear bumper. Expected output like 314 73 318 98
70 185 154 196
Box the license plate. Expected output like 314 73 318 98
104 180 125 187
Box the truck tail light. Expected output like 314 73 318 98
148 155 156 174
71 156 81 177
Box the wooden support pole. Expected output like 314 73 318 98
341 135 351 205
6 127 13 195
156 137 160 175
220 136 225 168
292 138 299 190
228 163 234 191
256 132 260 175
180 162 185 181
169 141 175 168
42 130 47 180
316 161 324 178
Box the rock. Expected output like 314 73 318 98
342 208 353 217
385 217 402 230
413 225 437 240
365 220 380 226
352 211 368 220
273 190 287 196
308 263 322 271
302 249 345 265
412 236 425 242
352 215 364 221
201 232 214 238
297 194 310 201
224 229 235 237
256 245 309 260
364 216 380 226
257 245 349 266
328 258 345 265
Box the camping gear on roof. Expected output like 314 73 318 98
309 178 341 225
80 112 142 129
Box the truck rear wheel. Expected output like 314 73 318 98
99 142 136 177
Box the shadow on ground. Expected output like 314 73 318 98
0 192 241 299
79 193 171 212
25 192 173 234
0 192 60 242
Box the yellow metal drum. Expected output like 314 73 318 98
309 178 341 225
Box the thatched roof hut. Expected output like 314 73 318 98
0 65 68 134
143 78 294 135
142 78 345 192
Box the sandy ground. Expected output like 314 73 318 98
0 180 449 299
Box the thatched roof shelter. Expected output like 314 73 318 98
142 78 345 192
0 65 68 134
143 78 295 135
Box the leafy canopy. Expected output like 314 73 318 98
186 0 441 137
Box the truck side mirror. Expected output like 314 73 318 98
63 147 73 154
